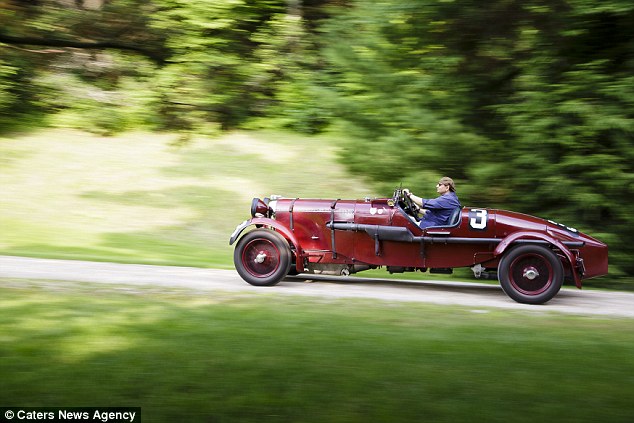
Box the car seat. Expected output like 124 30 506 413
448 207 462 226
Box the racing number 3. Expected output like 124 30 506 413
469 209 488 230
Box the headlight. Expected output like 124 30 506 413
250 198 270 218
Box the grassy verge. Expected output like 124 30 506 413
1 280 633 422
0 129 372 269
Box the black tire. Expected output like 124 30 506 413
498 245 564 304
234 229 291 286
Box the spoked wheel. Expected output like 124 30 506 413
498 245 564 304
234 229 292 286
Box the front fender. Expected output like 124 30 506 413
229 218 303 271
229 220 252 245
230 218 300 248
494 231 581 288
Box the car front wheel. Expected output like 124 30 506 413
234 229 292 286
498 245 564 304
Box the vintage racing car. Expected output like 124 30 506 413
229 189 608 304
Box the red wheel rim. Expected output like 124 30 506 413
241 238 281 278
508 253 553 296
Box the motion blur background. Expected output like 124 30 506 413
2 0 632 282
2 2 634 422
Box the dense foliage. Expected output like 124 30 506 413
320 0 634 276
1 0 632 276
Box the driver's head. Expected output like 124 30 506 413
438 177 456 192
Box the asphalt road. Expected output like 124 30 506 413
1 255 633 318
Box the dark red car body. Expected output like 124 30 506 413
230 192 608 304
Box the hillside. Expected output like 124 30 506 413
0 129 373 268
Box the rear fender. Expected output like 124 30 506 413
229 218 304 272
494 231 581 288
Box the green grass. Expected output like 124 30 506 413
1 280 633 422
0 129 373 268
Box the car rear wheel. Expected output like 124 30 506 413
234 229 292 286
498 245 563 304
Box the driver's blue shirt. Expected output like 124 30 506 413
419 191 461 228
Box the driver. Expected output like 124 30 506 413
404 177 461 228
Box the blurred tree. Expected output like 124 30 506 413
494 1 634 275
0 0 343 133
246 0 337 133
147 0 341 134
0 0 347 133
0 0 166 63
320 0 634 276
0 59 17 113
145 0 287 133
0 0 167 132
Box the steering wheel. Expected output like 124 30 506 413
394 188 420 221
